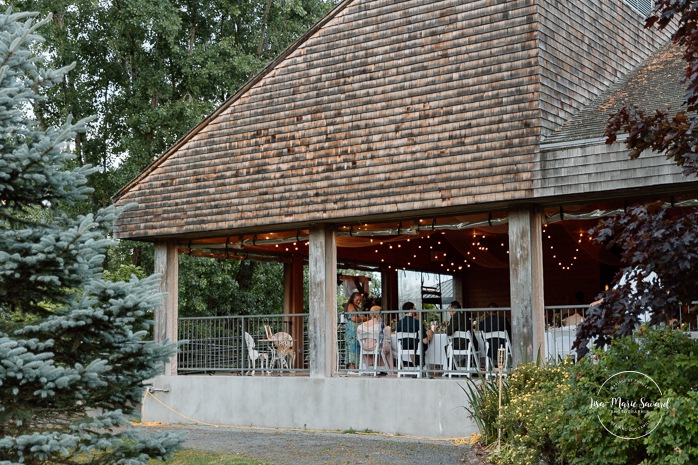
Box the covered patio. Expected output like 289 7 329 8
171 202 634 377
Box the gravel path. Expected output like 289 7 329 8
136 423 486 465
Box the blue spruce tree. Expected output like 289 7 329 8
0 9 182 464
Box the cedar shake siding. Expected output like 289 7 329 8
537 43 690 201
113 0 672 240
538 0 671 134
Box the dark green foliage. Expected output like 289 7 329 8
5 0 338 213
177 255 286 317
591 0 698 350
467 327 698 465
554 327 698 465
0 9 181 464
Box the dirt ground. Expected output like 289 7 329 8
135 423 488 465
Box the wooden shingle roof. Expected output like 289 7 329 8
544 43 687 145
113 0 671 240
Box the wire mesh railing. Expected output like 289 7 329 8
176 303 697 376
178 313 308 374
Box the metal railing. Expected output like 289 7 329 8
178 313 309 374
338 307 513 378
176 303 696 376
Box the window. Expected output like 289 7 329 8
624 0 654 17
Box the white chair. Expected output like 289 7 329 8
475 331 488 370
447 330 480 378
483 330 512 377
545 329 557 361
554 328 578 362
244 332 268 375
269 331 295 371
358 336 388 376
396 331 423 378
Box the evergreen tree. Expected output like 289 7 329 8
0 9 181 465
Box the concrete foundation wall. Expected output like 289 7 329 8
142 375 478 439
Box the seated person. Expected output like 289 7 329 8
562 309 584 326
446 300 477 352
479 304 511 367
356 306 394 371
395 301 433 366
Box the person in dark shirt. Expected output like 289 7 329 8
479 304 511 367
445 301 477 352
395 301 433 366
444 300 477 353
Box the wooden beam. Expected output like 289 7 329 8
284 254 305 368
308 225 337 377
508 207 545 366
154 241 179 375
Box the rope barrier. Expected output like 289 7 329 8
141 390 472 446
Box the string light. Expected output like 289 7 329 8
226 220 592 276
542 227 585 270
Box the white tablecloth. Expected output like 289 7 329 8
425 333 449 367
545 327 577 361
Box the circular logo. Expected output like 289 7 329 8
589 371 668 440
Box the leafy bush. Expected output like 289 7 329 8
554 326 698 465
642 390 698 464
465 326 698 465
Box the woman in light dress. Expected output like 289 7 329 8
356 305 394 373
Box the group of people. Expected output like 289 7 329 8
445 301 511 366
343 293 436 374
343 292 515 373
343 291 515 374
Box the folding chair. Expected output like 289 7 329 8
358 336 388 376
447 330 480 378
244 332 268 375
396 331 423 378
483 330 512 377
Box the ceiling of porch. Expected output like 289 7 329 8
177 202 639 275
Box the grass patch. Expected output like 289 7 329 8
148 449 273 465
341 427 376 434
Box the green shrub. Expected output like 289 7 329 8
554 326 698 465
642 390 698 464
464 326 698 465
462 376 506 444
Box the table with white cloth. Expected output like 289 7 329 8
390 332 449 365
545 326 577 362
425 333 449 369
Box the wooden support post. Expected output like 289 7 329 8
154 241 179 376
308 224 337 378
284 254 305 368
453 272 466 306
508 207 545 366
381 267 399 312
